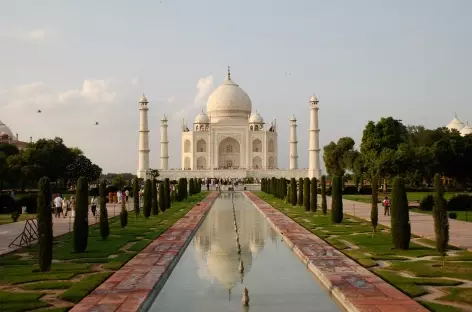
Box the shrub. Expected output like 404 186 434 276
16 194 37 214
152 179 159 216
159 182 166 212
290 178 297 206
449 212 457 219
0 194 17 214
164 178 171 208
37 177 52 272
310 178 317 212
99 181 109 240
298 178 303 206
331 176 343 223
371 175 379 234
433 174 449 254
321 175 327 215
359 187 373 195
73 177 89 253
390 177 411 250
303 178 310 211
419 195 435 211
133 177 140 216
143 179 152 218
342 186 358 195
448 194 472 211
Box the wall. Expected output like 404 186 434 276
157 168 308 180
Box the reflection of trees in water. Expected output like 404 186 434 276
194 193 267 290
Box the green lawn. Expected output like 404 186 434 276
0 192 209 312
0 213 37 225
409 208 472 223
255 192 472 312
343 192 458 204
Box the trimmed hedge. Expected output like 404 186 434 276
37 177 53 272
391 177 411 250
448 194 472 211
419 195 434 211
73 177 89 253
331 176 343 223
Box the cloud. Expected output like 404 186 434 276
131 77 139 86
170 75 214 121
26 29 46 41
0 28 48 42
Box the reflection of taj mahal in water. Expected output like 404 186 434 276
193 193 277 291
137 67 322 180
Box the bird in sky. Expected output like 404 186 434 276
37 110 42 113
95 122 99 125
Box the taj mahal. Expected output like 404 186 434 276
136 67 322 180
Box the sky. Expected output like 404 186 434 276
0 0 471 174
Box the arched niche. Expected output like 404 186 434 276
218 137 240 169
197 139 207 153
252 139 262 153
184 139 191 153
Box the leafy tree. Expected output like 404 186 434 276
159 182 166 212
133 177 140 216
433 174 449 259
303 178 310 211
112 174 126 189
298 178 303 206
99 181 110 239
323 137 356 177
390 177 411 250
147 169 159 180
370 175 379 236
37 177 52 272
310 177 317 212
290 178 297 206
331 176 343 223
73 177 89 253
321 175 327 215
152 179 159 216
143 179 152 218
0 143 20 190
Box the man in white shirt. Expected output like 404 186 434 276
54 195 63 218
125 189 130 202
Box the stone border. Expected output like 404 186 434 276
244 192 428 312
70 192 219 312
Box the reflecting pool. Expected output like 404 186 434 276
147 192 341 312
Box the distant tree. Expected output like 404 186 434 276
331 176 343 223
433 173 449 262
321 175 327 215
290 178 297 206
303 178 310 211
73 177 89 253
151 179 159 216
390 177 411 250
112 174 126 189
298 178 303 206
99 181 110 239
143 179 152 218
37 177 52 272
310 177 317 212
370 175 379 236
323 137 356 177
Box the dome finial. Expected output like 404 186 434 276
454 112 458 118
227 65 231 80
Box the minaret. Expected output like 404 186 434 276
289 115 298 169
308 94 321 179
137 94 150 179
160 114 169 170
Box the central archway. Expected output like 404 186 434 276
218 137 240 169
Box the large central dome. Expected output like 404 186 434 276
206 69 252 119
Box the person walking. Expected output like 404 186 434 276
70 196 76 218
383 196 391 216
54 194 63 218
63 196 70 217
125 189 130 202
91 196 98 216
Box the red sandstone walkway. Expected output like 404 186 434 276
69 192 219 312
246 192 427 312
331 196 472 251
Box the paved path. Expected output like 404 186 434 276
247 192 427 312
70 192 218 312
329 196 472 251
0 202 134 256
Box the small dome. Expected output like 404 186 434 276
309 94 319 103
447 114 464 132
290 114 296 122
194 111 210 124
0 121 14 139
249 111 264 124
460 122 472 136
139 94 148 103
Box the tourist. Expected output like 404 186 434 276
91 196 98 216
63 196 70 217
125 189 130 202
382 196 391 216
117 190 122 204
206 181 210 191
54 194 63 218
70 196 76 218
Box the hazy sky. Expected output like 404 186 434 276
1 0 471 173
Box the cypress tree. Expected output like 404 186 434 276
390 177 411 250
184 178 188 199
143 179 152 218
164 178 171 208
159 182 166 212
151 179 159 216
290 178 297 206
271 177 276 196
282 179 287 200
303 178 310 211
37 176 53 272
331 176 343 223
189 178 194 196
298 178 303 206
321 175 327 215
99 181 110 240
120 192 128 228
433 173 449 257
133 177 140 216
177 178 185 201
371 175 379 236
310 177 317 212
73 177 89 253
